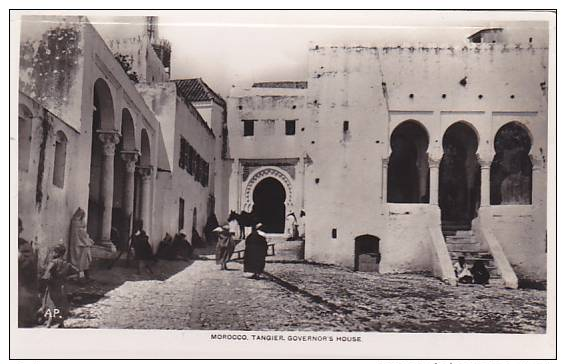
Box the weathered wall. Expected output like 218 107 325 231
18 93 84 265
227 87 306 160
303 42 548 276
19 16 86 132
304 46 391 268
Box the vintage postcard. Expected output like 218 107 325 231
9 9 556 359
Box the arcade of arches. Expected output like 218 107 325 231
86 79 154 251
386 120 533 225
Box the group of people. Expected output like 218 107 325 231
213 222 269 279
453 256 491 285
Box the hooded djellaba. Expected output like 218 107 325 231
243 223 268 279
68 207 94 280
214 224 236 270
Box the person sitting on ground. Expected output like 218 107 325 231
214 225 237 271
157 233 174 260
453 256 473 284
39 244 79 328
172 230 193 261
470 260 490 285
131 219 156 274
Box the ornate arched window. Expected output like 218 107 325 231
387 121 430 203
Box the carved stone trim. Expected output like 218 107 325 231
529 154 544 170
136 165 154 181
428 155 441 168
121 150 140 173
243 167 294 212
98 129 121 157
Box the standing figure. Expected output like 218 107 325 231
40 244 78 328
68 207 94 281
453 256 473 284
214 225 237 270
18 218 40 327
243 223 268 279
286 212 299 241
132 220 155 274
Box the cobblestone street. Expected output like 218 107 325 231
65 253 546 333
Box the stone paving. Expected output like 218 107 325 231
66 258 546 333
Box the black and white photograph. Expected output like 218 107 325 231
10 9 556 359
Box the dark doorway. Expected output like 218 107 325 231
252 177 286 233
490 122 532 205
439 122 480 228
354 235 380 272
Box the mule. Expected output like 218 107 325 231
227 210 257 239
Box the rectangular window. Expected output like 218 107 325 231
178 198 185 230
285 120 296 135
53 132 67 188
243 120 254 136
188 146 194 175
179 137 186 169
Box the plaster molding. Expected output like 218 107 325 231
242 166 294 213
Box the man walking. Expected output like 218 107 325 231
243 223 268 279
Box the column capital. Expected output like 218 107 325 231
529 154 545 170
382 156 390 166
477 153 494 169
98 129 121 156
121 150 140 173
136 165 154 180
428 155 441 168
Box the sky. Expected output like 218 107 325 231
90 11 549 99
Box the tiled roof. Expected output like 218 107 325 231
174 78 226 107
252 81 308 89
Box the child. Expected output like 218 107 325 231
39 244 78 328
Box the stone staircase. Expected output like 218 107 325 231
442 221 500 280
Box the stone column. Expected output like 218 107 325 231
382 157 389 203
98 130 120 249
428 156 441 205
136 165 154 235
478 157 492 207
120 150 139 248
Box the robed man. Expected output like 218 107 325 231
243 223 268 279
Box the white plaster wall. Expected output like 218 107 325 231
303 43 548 276
227 87 306 160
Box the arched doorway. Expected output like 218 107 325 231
87 79 115 241
490 122 532 205
388 120 430 203
439 122 480 228
252 177 286 233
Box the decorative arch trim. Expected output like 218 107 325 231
242 166 294 212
